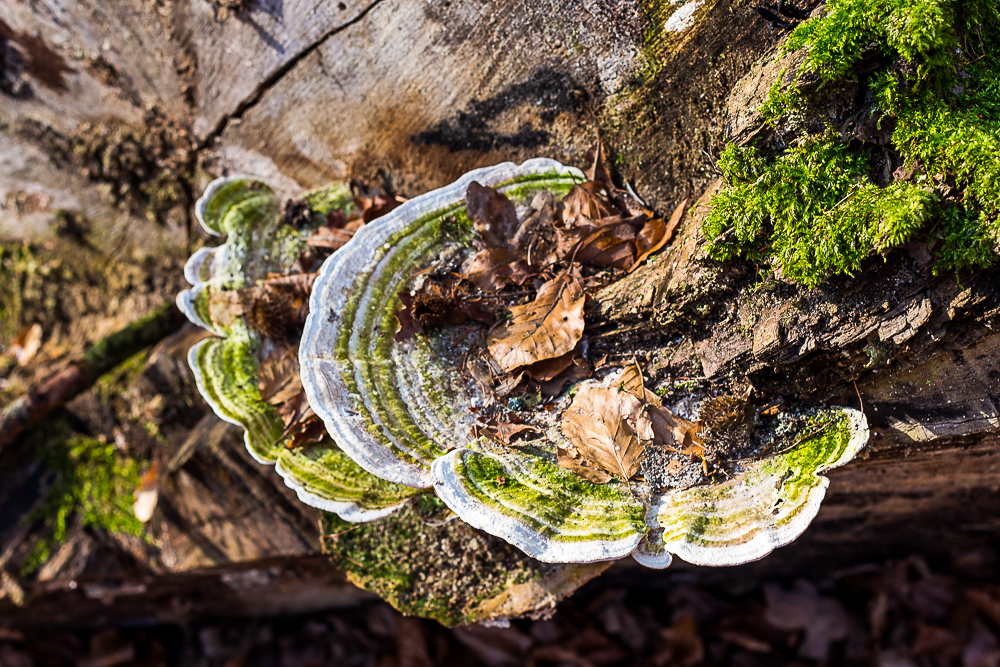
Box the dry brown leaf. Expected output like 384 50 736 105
393 292 422 342
560 384 645 482
494 371 528 398
539 356 591 397
557 446 613 484
307 226 354 250
487 275 585 372
9 323 42 366
258 345 302 405
575 222 638 269
618 357 663 406
523 349 577 382
361 194 404 223
467 182 519 249
462 248 519 292
511 190 556 251
646 404 705 456
584 140 615 192
663 459 686 476
631 197 687 273
284 413 326 449
560 183 616 228
478 422 541 445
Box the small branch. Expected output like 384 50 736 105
0 303 186 450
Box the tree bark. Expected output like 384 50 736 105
2 0 999 621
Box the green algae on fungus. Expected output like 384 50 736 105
432 440 648 563
706 0 1000 286
299 159 585 490
178 175 418 521
641 409 867 566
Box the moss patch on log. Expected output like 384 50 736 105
705 0 1000 286
20 422 145 575
321 498 550 626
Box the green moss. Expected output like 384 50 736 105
705 0 1000 286
0 242 34 344
277 441 420 510
22 426 144 575
321 500 544 626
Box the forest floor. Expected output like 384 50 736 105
3 552 1000 667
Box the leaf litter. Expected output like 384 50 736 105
387 143 716 493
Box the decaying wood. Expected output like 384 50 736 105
0 303 186 449
2 0 1000 623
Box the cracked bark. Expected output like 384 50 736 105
198 0 387 146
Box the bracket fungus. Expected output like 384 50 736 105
295 158 871 566
180 158 869 575
177 175 420 522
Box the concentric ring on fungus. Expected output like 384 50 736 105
178 174 420 522
297 158 871 566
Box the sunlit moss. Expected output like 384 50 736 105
705 0 1000 285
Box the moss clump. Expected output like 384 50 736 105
22 427 144 574
705 0 1000 286
321 499 546 626
705 134 939 286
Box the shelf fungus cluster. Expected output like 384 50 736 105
177 175 421 521
180 157 869 581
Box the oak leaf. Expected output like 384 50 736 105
486 275 585 372
559 384 645 482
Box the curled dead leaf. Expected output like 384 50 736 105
538 356 591 397
467 182 519 249
307 226 355 250
258 345 302 404
630 197 688 272
476 422 541 446
646 404 705 457
556 446 613 484
462 248 521 293
618 357 662 406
